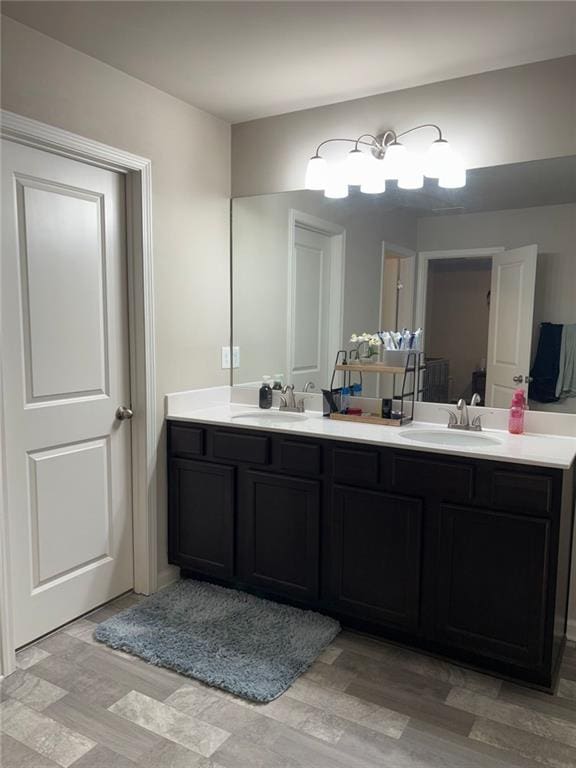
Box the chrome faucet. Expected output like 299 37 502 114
279 384 308 413
456 398 470 427
303 381 316 393
443 393 483 431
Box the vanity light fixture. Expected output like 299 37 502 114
305 124 466 198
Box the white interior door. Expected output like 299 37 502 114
288 225 334 390
2 140 133 647
485 245 537 408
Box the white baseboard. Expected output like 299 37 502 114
157 565 179 590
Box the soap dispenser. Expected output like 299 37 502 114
259 376 273 409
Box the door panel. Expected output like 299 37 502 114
331 486 423 631
485 245 537 407
29 439 111 587
2 140 132 647
168 459 234 579
238 470 320 600
19 181 108 400
435 504 549 668
289 225 333 391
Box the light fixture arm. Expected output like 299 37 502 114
313 124 442 158
395 123 443 141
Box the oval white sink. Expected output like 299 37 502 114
399 429 502 448
231 410 309 424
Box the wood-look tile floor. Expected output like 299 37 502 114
2 593 576 768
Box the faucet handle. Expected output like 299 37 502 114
470 392 482 407
439 407 458 427
471 414 483 430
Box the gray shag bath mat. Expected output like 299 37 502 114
94 579 340 702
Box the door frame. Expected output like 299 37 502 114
0 110 158 676
286 209 345 387
415 247 504 351
378 242 417 397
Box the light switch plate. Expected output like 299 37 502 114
221 346 231 369
222 346 240 368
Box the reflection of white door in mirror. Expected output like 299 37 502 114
287 215 344 391
485 245 538 408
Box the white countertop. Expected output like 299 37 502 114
166 402 576 469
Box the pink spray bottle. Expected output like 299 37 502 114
508 388 526 435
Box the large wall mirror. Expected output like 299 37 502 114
232 156 576 413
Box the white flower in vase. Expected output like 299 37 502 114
349 332 382 363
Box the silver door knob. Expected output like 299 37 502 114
512 375 524 383
116 406 133 421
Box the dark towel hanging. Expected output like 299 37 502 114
529 323 563 402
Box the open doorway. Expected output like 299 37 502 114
424 258 492 403
416 246 538 408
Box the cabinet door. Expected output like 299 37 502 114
238 471 320 600
330 486 423 631
168 459 234 579
435 504 550 668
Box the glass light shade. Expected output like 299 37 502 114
324 164 349 199
382 141 407 180
439 155 466 188
344 148 369 186
304 155 327 190
398 154 424 189
424 139 453 178
360 157 386 194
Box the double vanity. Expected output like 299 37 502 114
167 390 576 691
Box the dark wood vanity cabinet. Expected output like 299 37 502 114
330 486 423 632
434 503 551 669
168 458 234 579
237 470 321 601
167 420 574 689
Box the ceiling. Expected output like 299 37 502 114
3 1 576 123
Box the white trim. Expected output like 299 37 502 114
286 210 345 386
0 110 157 676
378 242 417 397
157 565 180 590
415 247 505 349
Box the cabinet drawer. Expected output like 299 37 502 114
213 430 269 465
491 470 552 515
169 424 204 457
278 440 322 475
392 454 474 501
333 446 379 486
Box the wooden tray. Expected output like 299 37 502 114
334 363 406 374
329 413 404 427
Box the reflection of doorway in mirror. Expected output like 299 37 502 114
417 247 538 407
425 256 493 403
287 211 345 392
379 244 416 399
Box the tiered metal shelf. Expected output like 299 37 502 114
329 349 425 426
